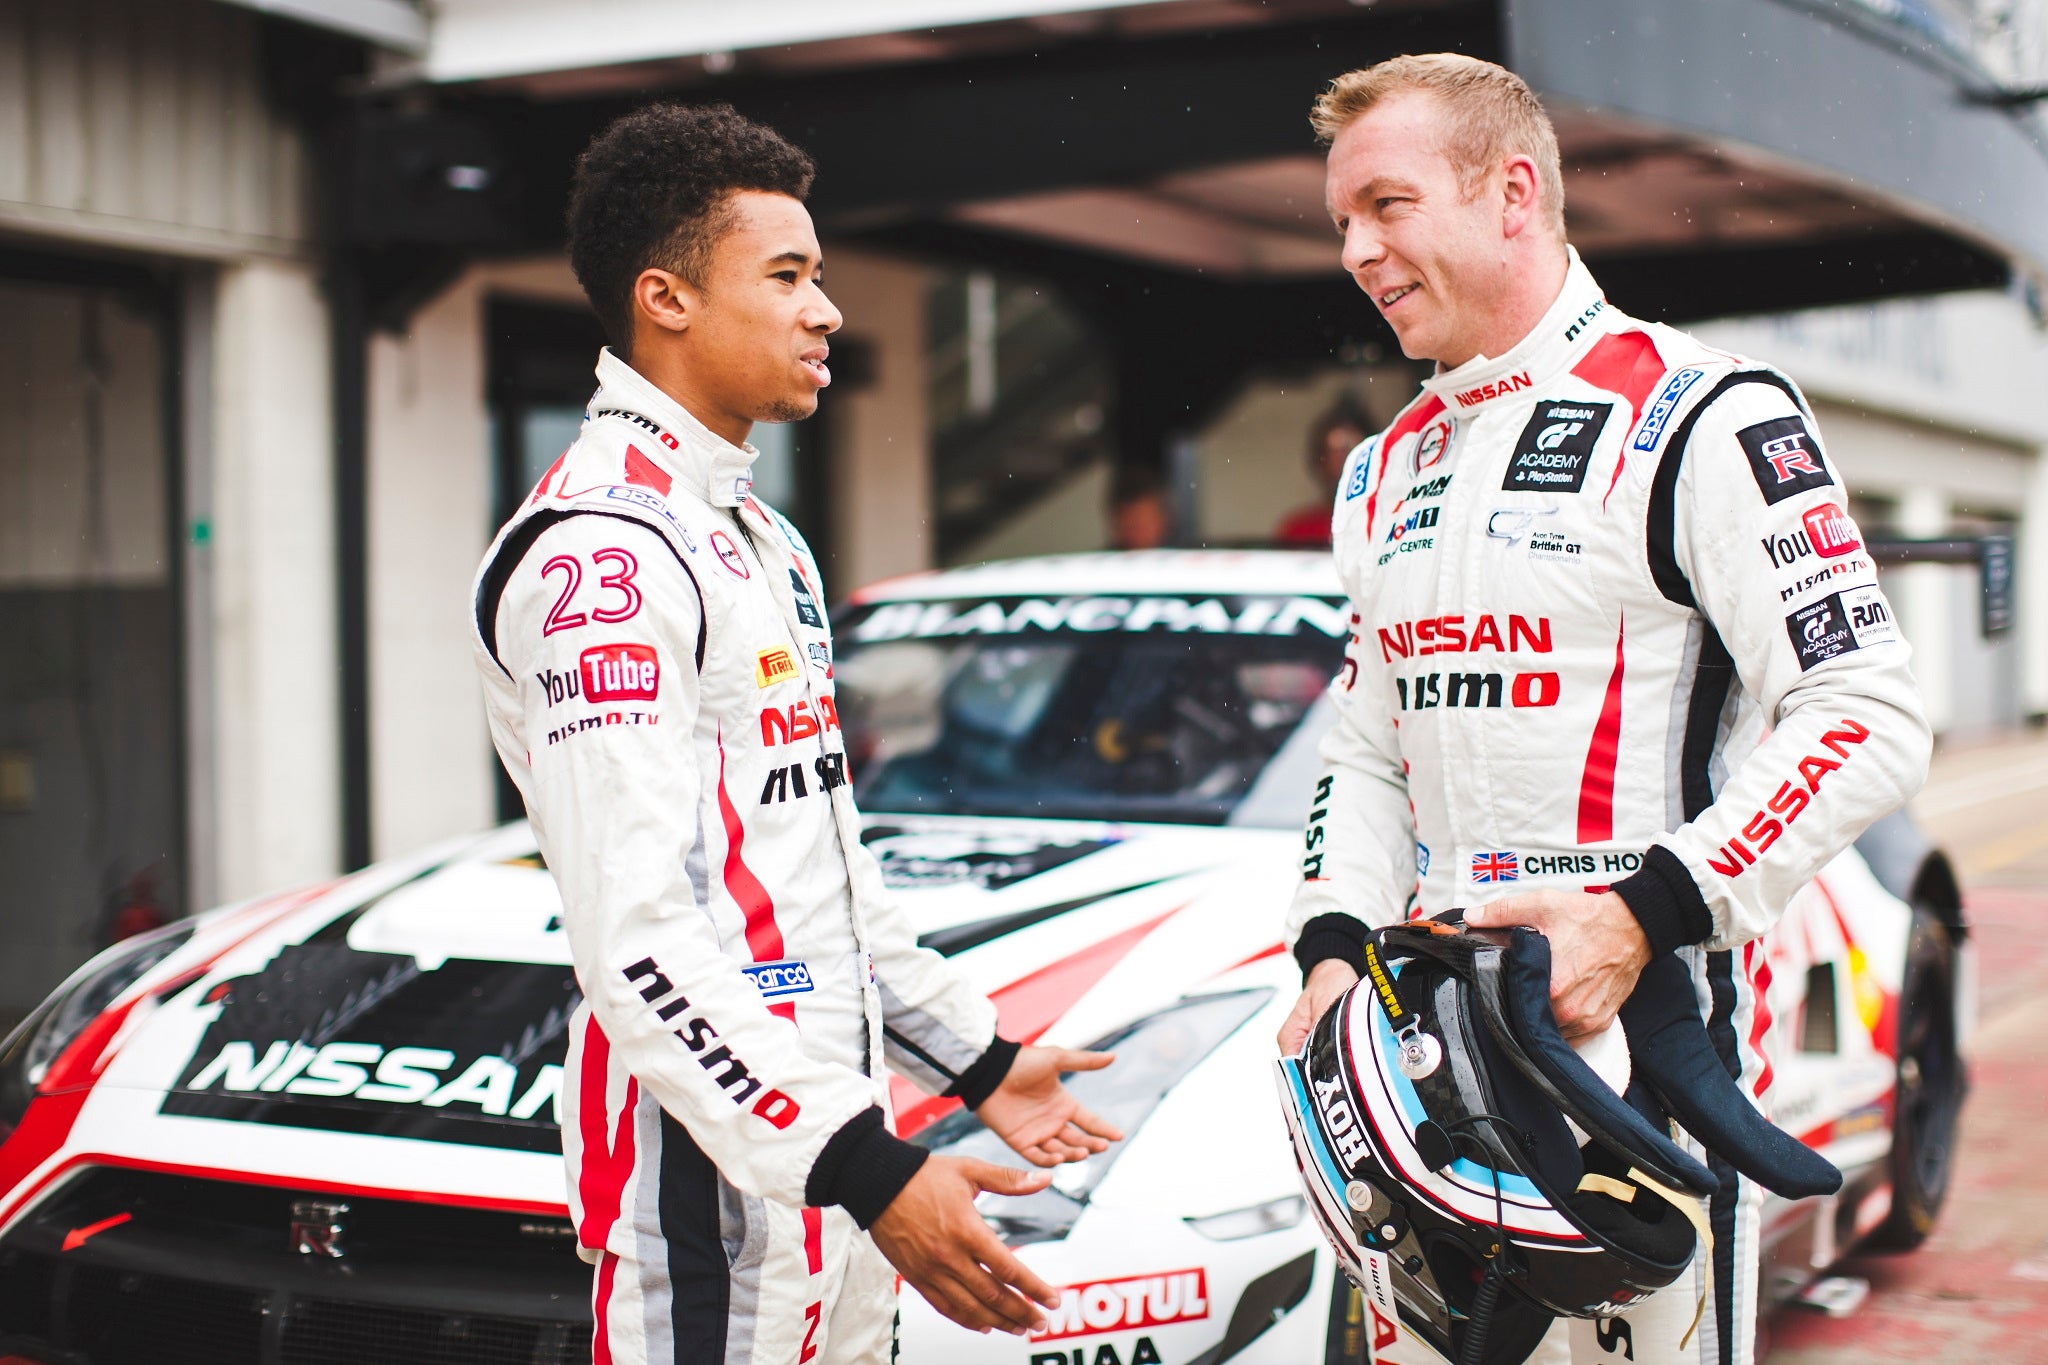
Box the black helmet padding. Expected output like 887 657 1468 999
1385 924 1717 1198
1621 953 1843 1200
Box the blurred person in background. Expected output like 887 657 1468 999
1273 397 1372 546
1108 461 1172 549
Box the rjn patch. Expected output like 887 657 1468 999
1501 401 1613 493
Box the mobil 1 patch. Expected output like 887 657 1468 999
1502 401 1613 492
1738 415 1834 504
1786 586 1898 671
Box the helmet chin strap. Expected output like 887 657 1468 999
1576 1169 1714 1350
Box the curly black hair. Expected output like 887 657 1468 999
567 103 816 352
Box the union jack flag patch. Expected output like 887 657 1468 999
1470 851 1519 883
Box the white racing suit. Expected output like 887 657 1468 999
1287 251 1930 1365
472 350 1016 1365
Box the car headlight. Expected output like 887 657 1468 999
914 988 1273 1246
1186 1195 1307 1242
0 920 197 1136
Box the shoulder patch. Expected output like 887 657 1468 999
1738 415 1833 504
1632 367 1706 454
1343 439 1377 500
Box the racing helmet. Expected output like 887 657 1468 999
1276 917 1841 1364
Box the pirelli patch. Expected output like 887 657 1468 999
1502 401 1612 493
1739 415 1833 505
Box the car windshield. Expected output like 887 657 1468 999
834 591 1346 827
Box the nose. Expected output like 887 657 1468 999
808 283 843 336
1340 218 1386 283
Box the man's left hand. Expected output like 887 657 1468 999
976 1046 1125 1166
1464 891 1651 1040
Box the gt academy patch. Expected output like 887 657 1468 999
756 646 799 687
1786 586 1897 671
1502 401 1612 492
1739 416 1833 504
789 568 823 628
807 641 831 675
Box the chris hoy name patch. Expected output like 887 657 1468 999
1738 415 1833 504
1502 401 1612 492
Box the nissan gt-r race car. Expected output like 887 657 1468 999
0 551 1969 1365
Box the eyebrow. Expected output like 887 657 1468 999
1334 176 1424 211
766 250 818 270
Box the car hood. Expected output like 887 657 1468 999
30 817 1298 1197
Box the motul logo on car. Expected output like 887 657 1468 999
1453 371 1531 408
580 644 659 701
1802 502 1861 558
1031 1269 1209 1341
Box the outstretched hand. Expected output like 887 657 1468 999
976 1045 1124 1166
1464 890 1651 1040
870 1156 1060 1335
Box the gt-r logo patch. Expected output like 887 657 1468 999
1502 402 1612 492
580 644 659 702
756 647 799 688
1739 416 1833 504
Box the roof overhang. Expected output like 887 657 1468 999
213 0 427 53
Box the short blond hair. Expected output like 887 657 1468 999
1312 53 1565 237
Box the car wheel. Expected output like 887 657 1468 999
1869 910 1964 1251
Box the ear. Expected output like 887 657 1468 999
1499 153 1544 240
631 267 698 343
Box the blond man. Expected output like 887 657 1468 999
1277 54 1928 1365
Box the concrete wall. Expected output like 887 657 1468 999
364 257 588 860
817 247 934 595
209 259 341 901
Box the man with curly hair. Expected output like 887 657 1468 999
471 103 1120 1364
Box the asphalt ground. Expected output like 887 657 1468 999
1765 725 2048 1362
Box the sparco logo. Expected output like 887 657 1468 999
581 644 659 702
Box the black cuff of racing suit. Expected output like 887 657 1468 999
944 1035 1020 1112
806 1106 930 1230
1292 912 1370 981
1611 844 1715 959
